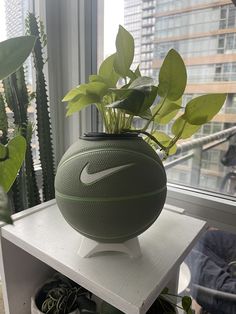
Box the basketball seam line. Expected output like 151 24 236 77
58 148 164 170
55 186 167 202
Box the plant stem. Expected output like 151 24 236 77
142 96 167 131
122 129 167 152
167 120 187 149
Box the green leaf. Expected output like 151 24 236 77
182 296 192 312
62 85 87 102
89 74 105 83
143 86 158 109
85 81 108 97
114 25 134 78
66 94 99 116
152 131 177 155
129 76 154 89
108 86 157 115
109 88 133 100
139 108 152 120
158 49 187 100
134 65 141 77
0 144 8 160
154 97 182 124
172 115 201 139
0 36 36 80
0 186 13 224
99 53 119 87
108 89 145 115
0 136 26 192
184 94 227 125
127 69 137 82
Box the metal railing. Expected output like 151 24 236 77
163 126 236 170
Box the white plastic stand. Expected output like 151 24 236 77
78 236 142 258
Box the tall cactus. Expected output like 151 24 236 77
3 67 41 209
0 93 8 145
26 13 55 201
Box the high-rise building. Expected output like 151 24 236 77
124 0 236 192
4 0 29 38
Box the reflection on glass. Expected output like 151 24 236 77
184 229 236 314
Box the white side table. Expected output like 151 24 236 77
0 200 207 314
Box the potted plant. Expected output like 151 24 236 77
31 273 97 314
55 25 226 244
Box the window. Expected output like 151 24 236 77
0 0 40 165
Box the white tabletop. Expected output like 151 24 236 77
1 201 206 314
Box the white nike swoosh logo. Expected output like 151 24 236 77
80 163 134 185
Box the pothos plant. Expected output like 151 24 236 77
63 25 226 159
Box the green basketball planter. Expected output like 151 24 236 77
55 133 167 243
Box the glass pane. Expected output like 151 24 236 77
102 0 236 199
0 0 40 165
101 2 236 312
181 228 236 314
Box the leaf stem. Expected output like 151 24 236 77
122 129 167 152
142 96 167 131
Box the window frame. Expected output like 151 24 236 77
34 0 100 165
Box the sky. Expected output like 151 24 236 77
0 0 123 53
0 0 6 41
104 0 124 57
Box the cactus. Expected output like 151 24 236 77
26 12 55 201
0 93 8 145
3 67 41 209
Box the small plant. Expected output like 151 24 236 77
63 25 226 159
35 273 97 314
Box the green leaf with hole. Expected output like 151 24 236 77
154 97 182 124
66 94 99 116
114 25 134 78
152 131 177 155
158 49 187 100
184 94 227 125
172 115 201 139
0 36 36 80
0 136 26 193
99 53 119 87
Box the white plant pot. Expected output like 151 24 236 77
31 296 79 314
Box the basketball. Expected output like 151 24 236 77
55 133 167 243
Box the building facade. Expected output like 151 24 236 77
124 0 236 192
